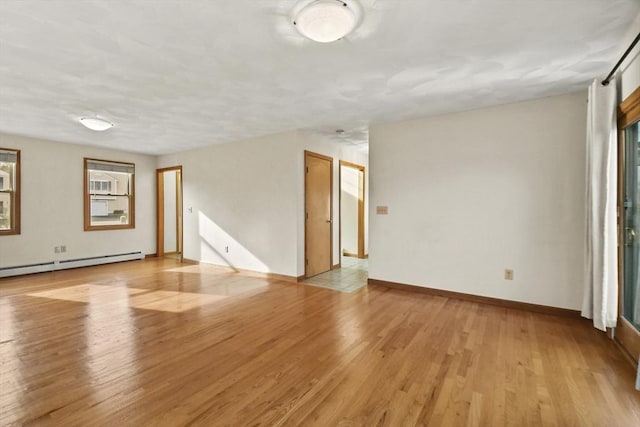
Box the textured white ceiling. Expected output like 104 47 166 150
0 0 638 155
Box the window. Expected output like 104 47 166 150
90 180 112 193
84 158 135 230
0 148 20 235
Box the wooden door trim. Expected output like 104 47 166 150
156 170 164 257
616 85 640 362
616 317 640 365
618 86 640 129
156 166 183 260
304 150 333 278
175 169 183 257
306 150 333 162
339 160 366 259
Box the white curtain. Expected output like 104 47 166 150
582 78 618 332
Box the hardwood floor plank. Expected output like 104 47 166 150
1 258 639 426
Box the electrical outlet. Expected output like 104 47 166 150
60 245 67 253
225 246 229 253
505 269 514 280
54 246 60 254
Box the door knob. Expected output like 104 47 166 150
326 219 332 223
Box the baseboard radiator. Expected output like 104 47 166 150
0 251 145 278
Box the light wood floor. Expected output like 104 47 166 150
1 258 638 426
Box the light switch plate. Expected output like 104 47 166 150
505 269 514 280
376 206 389 215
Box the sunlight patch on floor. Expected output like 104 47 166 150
27 284 228 313
165 264 238 275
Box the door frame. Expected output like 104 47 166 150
156 165 183 259
304 150 333 278
616 86 640 363
339 160 366 259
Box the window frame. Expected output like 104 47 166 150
83 157 135 231
615 86 640 364
0 147 20 236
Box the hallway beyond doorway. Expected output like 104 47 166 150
302 256 368 293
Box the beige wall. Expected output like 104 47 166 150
158 131 300 276
368 92 587 309
157 130 368 277
0 133 156 268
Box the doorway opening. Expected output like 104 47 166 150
302 157 368 293
338 160 368 288
156 166 183 260
339 160 366 259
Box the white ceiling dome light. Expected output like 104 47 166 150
79 117 114 131
293 0 361 43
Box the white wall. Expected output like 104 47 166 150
0 133 156 268
617 13 640 101
341 165 359 255
295 132 369 275
157 129 372 278
369 92 587 310
163 170 177 252
157 131 300 277
158 130 369 278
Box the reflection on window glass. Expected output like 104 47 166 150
84 159 135 230
0 148 20 234
623 121 640 330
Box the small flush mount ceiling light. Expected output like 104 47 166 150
293 0 361 43
79 116 114 131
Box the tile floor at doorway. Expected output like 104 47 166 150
302 256 368 293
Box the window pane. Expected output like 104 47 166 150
0 196 10 230
89 171 128 195
0 161 15 191
623 120 640 331
85 158 134 230
0 153 18 234
90 195 130 226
